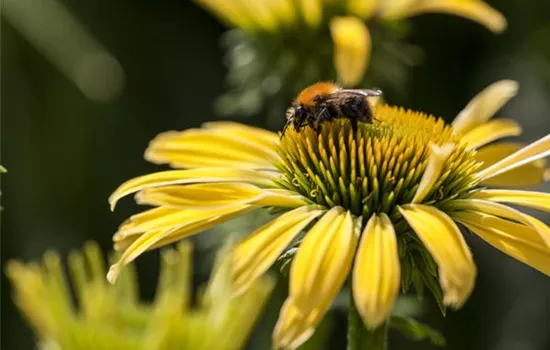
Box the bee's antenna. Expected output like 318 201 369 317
280 123 290 139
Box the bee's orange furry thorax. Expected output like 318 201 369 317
295 82 339 106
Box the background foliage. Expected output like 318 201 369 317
2 0 550 349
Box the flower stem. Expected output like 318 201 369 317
348 289 388 350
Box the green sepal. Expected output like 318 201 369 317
390 315 446 347
419 270 447 316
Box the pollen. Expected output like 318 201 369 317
276 105 482 220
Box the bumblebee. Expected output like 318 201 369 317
282 82 382 137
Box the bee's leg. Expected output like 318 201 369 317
350 118 358 133
310 107 328 133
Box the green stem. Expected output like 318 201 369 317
348 290 389 350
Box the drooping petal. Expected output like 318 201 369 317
135 183 265 208
412 143 455 203
471 189 550 213
202 121 279 148
449 199 550 248
145 127 280 169
353 213 400 329
290 208 357 316
232 206 325 295
330 17 371 87
273 300 322 350
452 80 518 135
136 184 307 210
474 142 548 187
462 119 522 150
109 168 277 210
253 189 310 208
477 134 550 182
395 0 507 33
399 204 476 308
114 207 216 240
113 207 179 241
107 204 252 283
452 211 550 276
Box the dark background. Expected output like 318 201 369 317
2 0 550 349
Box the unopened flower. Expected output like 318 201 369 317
6 241 273 350
195 0 507 118
108 80 550 349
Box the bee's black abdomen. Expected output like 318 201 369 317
340 96 373 125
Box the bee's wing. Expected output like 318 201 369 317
337 89 383 97
323 89 382 102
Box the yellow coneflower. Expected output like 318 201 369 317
108 80 550 349
6 241 273 350
195 0 506 95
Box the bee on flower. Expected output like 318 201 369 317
107 80 550 349
194 0 507 120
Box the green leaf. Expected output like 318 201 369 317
390 315 446 347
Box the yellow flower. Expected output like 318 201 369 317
196 0 506 87
6 241 273 350
108 80 550 349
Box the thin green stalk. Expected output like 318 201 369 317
348 289 388 350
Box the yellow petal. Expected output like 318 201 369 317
353 213 400 329
195 0 255 31
113 207 178 241
267 0 297 27
150 207 253 249
107 204 252 283
232 206 325 295
450 199 550 248
202 121 279 149
135 183 265 209
412 143 455 203
238 0 279 32
477 135 550 182
475 143 548 187
452 80 518 134
109 168 277 210
346 0 377 19
462 119 522 150
330 17 371 87
273 300 320 350
290 208 357 315
393 0 507 33
452 211 550 276
471 189 550 213
297 0 322 27
377 0 417 18
144 128 280 169
399 204 476 308
114 207 214 239
252 189 309 208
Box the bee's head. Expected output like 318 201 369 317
282 104 307 138
291 105 307 126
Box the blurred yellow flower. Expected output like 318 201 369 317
6 241 273 350
196 0 506 87
108 80 550 349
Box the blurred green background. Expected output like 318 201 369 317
2 0 550 349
